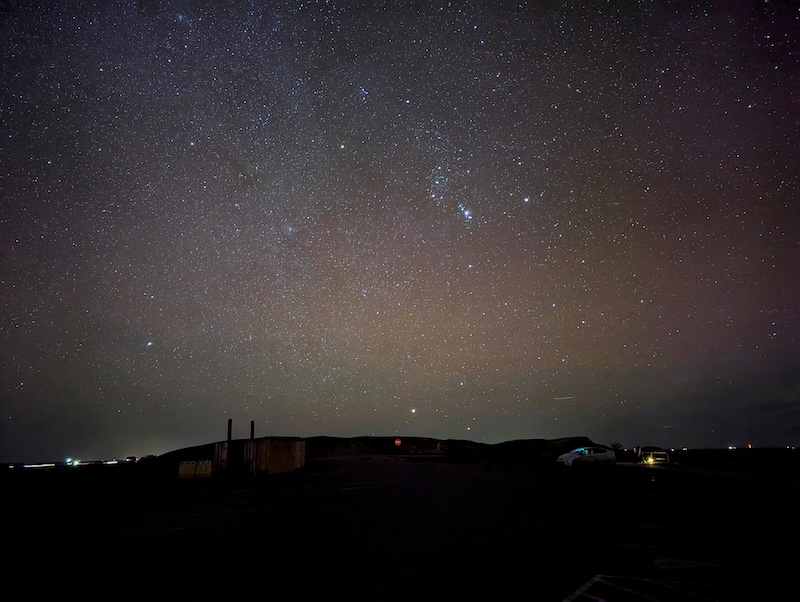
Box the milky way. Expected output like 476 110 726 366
2 1 798 461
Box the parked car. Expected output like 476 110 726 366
638 446 670 464
557 447 616 467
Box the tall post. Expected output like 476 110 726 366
250 420 255 440
227 418 232 443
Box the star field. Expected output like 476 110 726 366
1 1 798 461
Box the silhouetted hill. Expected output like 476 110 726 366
150 435 600 471
487 436 596 462
305 435 486 458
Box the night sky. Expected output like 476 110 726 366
2 1 798 462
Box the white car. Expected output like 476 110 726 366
557 447 616 467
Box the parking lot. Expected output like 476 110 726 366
3 458 797 600
563 464 800 600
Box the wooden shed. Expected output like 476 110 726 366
213 438 305 475
244 438 305 474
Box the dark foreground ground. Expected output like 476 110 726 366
2 456 799 601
